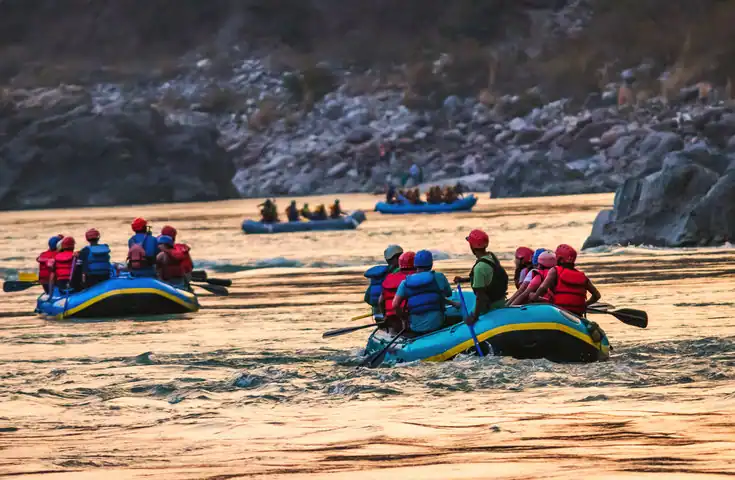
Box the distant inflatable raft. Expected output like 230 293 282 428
374 195 477 214
242 211 366 234
364 291 610 365
36 276 199 320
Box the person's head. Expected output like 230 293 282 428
532 248 547 267
157 235 174 251
466 229 489 257
398 251 416 272
514 246 533 268
60 236 75 252
131 217 148 234
555 244 578 268
85 228 100 245
303 203 309 208
537 251 556 270
384 244 404 268
161 225 177 241
48 234 63 251
290 200 296 206
413 250 433 271
334 199 340 205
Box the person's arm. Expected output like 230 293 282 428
585 279 601 307
508 282 530 306
529 268 557 302
378 292 386 314
453 275 470 284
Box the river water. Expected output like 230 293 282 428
1 193 734 479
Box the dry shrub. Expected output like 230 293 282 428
248 98 281 131
197 85 248 113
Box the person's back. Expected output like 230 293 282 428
79 229 111 288
329 200 343 219
380 252 415 332
50 236 77 293
38 235 63 294
364 245 403 311
300 204 312 220
127 218 157 277
161 225 193 280
394 250 452 333
312 205 327 221
286 202 300 222
156 235 186 284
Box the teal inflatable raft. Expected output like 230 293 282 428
364 291 610 364
36 275 199 320
242 211 366 234
374 195 477 214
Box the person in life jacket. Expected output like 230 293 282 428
512 246 534 289
393 250 454 333
160 225 194 279
531 244 601 316
300 203 312 220
363 244 403 311
311 204 328 221
76 228 111 289
507 247 546 304
49 236 77 293
454 229 509 325
127 217 158 277
155 235 186 284
329 199 344 219
378 251 416 333
510 251 556 306
285 201 300 222
443 185 458 204
259 199 279 223
37 235 64 293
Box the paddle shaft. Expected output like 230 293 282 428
362 328 406 368
323 322 383 338
191 282 229 296
457 284 484 357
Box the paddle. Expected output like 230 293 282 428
3 281 39 293
191 282 229 296
360 328 406 368
323 322 383 338
191 270 232 287
587 307 648 329
351 312 373 321
457 284 484 357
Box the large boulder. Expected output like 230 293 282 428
0 102 236 209
583 157 730 247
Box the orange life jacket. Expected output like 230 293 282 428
37 250 57 284
552 266 588 315
158 251 186 281
382 271 409 317
52 251 75 281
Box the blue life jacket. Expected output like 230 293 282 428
404 271 444 315
364 264 390 307
128 233 158 258
85 244 111 277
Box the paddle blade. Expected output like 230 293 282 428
206 278 232 287
612 308 648 328
19 272 38 282
192 283 229 296
361 328 406 368
191 270 207 282
323 323 375 338
3 281 38 293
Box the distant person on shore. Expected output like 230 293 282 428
329 199 345 219
259 199 279 224
285 201 300 222
409 163 423 185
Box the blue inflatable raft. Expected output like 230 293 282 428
242 211 366 234
35 275 199 320
374 195 477 214
364 290 610 364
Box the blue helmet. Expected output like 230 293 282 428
48 235 61 250
414 250 433 269
157 235 174 246
532 248 547 266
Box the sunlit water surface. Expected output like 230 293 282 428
0 193 734 479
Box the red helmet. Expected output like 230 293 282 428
398 251 416 270
466 229 489 249
85 228 100 241
60 236 76 250
161 225 177 239
131 217 148 232
515 246 533 264
555 244 578 264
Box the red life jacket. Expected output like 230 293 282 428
157 251 186 281
52 251 75 281
172 244 193 274
382 271 409 317
128 243 148 269
37 250 57 284
552 266 588 314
